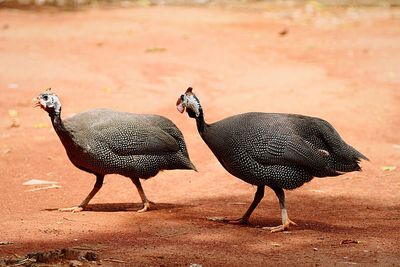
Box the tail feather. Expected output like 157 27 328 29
354 150 369 162
327 148 366 174
313 118 368 173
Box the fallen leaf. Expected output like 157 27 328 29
279 28 288 36
228 202 247 205
341 239 360 245
10 119 20 128
103 258 126 263
8 109 18 117
23 179 59 186
27 184 61 192
307 43 316 50
381 166 396 171
311 189 325 193
137 0 151 6
101 87 113 93
72 244 105 251
68 260 83 267
7 110 20 127
145 47 167 53
34 122 49 129
8 83 18 89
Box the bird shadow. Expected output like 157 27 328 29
43 202 186 212
234 218 362 233
180 193 389 234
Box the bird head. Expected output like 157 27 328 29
176 87 201 118
35 88 61 114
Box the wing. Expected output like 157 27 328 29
100 123 179 156
69 110 180 156
244 129 329 171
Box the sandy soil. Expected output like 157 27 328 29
0 4 399 266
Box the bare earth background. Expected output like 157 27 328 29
0 3 399 266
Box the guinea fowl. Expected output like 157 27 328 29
176 87 368 232
36 89 196 213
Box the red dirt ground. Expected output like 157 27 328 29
0 4 399 266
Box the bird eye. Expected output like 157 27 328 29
180 95 184 100
43 95 48 101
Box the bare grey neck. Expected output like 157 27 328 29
49 110 75 148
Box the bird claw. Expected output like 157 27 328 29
262 225 287 233
262 219 297 233
58 206 83 213
136 201 155 213
136 206 148 213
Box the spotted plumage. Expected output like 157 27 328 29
36 89 196 213
177 87 368 232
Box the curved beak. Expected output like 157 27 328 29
34 97 41 108
34 96 45 109
176 96 185 113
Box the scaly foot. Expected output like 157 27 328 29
262 219 297 233
58 206 84 213
137 201 155 213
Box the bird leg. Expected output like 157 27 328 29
131 177 153 213
262 187 297 233
221 186 265 225
59 174 104 213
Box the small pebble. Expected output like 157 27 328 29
69 260 83 267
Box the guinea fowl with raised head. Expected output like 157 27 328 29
36 89 196 213
176 87 368 232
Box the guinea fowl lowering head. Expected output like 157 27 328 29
36 88 61 115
